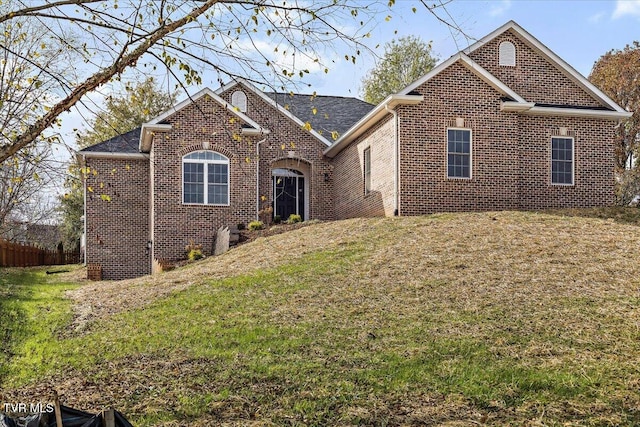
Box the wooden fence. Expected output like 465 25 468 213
0 239 80 267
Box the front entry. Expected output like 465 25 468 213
273 168 305 220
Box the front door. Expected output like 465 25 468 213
273 168 304 221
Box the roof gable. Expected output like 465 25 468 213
139 87 268 152
463 20 628 114
399 52 526 102
216 79 374 146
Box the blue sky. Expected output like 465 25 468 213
303 0 640 98
59 0 639 156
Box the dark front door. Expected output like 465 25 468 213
273 169 304 220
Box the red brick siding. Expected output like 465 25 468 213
468 29 604 108
332 115 396 218
517 115 615 209
398 63 521 215
332 60 615 218
151 95 258 263
219 88 335 221
84 158 151 280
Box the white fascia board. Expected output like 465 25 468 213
501 100 632 119
399 53 525 103
78 152 150 161
462 20 517 55
524 106 633 120
458 54 526 102
221 78 334 147
215 80 240 95
324 94 423 158
399 54 462 95
139 123 172 153
465 20 630 114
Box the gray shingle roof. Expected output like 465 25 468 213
78 127 141 154
265 92 374 138
79 91 374 153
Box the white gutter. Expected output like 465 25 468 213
500 101 536 112
525 106 632 120
255 138 267 220
385 106 400 216
79 152 150 160
501 101 632 120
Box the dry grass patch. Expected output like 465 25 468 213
3 210 640 426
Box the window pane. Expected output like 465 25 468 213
551 138 573 185
364 148 371 194
184 163 204 183
184 183 204 203
447 127 471 180
208 184 228 204
208 163 228 184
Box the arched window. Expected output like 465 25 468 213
182 151 229 205
231 90 247 112
499 41 516 67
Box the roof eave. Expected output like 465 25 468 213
217 79 334 147
324 94 423 158
400 53 525 103
139 123 172 153
524 106 633 120
77 151 150 161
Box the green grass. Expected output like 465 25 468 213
2 210 640 425
0 268 79 384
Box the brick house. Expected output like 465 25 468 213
79 21 631 280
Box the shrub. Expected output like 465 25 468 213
287 214 302 224
185 240 204 261
273 215 282 224
237 223 246 230
248 220 264 231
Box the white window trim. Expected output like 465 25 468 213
182 150 230 206
446 127 473 180
550 136 575 186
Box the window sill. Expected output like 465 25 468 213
182 203 230 207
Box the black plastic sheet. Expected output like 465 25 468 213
0 405 132 427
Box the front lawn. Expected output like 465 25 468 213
1 211 640 426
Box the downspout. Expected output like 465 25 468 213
81 154 87 265
255 138 267 220
149 150 154 274
385 105 400 216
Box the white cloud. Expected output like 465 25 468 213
612 0 640 19
489 0 512 17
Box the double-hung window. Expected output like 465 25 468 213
363 147 371 194
183 151 229 205
551 137 574 185
447 128 472 179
